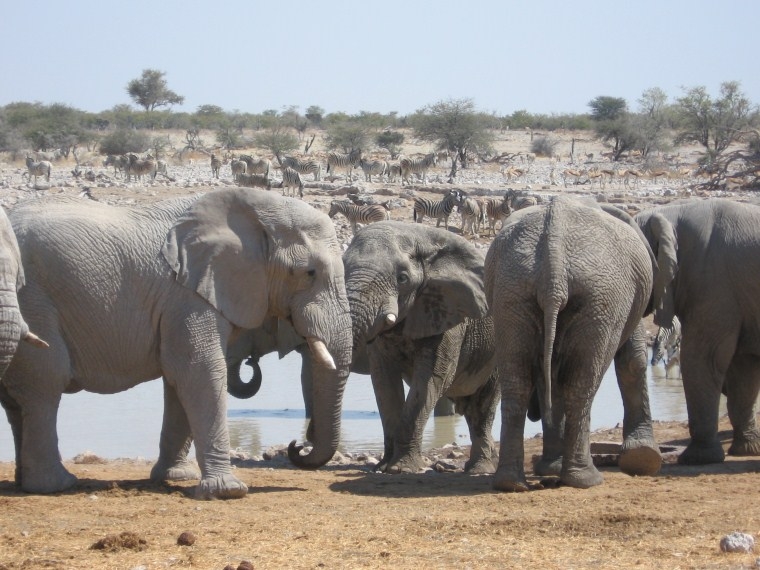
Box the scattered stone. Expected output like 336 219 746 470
720 531 755 553
177 531 197 546
237 561 254 570
72 451 108 464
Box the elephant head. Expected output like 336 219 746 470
0 207 47 378
343 221 488 353
162 189 352 469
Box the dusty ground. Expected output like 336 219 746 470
1 130 759 569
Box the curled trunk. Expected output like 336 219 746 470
226 357 263 399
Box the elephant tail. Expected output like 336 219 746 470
542 297 560 426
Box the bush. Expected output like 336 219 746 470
99 129 150 156
531 136 558 157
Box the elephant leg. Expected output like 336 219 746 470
386 341 457 474
0 383 22 485
161 311 247 499
368 347 406 472
150 379 201 482
534 375 565 477
678 328 734 465
614 324 662 476
457 371 499 474
725 354 760 456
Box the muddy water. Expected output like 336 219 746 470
0 352 708 461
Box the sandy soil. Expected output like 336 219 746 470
0 130 759 569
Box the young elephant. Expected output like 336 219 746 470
485 196 661 491
344 221 499 474
3 189 352 498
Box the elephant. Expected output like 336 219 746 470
635 199 760 465
0 207 48 378
343 221 499 474
484 196 662 491
1 189 352 498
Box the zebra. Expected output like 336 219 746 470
280 155 322 181
358 158 388 182
278 166 304 198
386 161 402 183
210 154 221 178
328 200 390 235
236 172 271 190
125 154 157 182
483 194 512 235
651 316 682 378
24 156 52 184
239 154 271 177
230 158 247 181
412 190 460 230
104 154 128 177
326 149 362 182
400 153 438 185
458 195 484 237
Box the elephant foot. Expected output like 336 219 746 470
561 464 604 489
618 444 662 477
728 432 760 456
492 466 529 492
464 455 496 474
534 455 562 477
385 454 426 474
194 474 248 500
150 460 201 482
22 463 78 494
678 440 725 465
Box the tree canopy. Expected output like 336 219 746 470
126 69 185 113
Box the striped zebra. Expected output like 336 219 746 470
24 156 52 184
326 149 362 182
230 158 247 182
412 190 460 230
400 153 438 185
458 195 484 237
651 316 681 378
358 158 388 182
328 200 389 235
483 194 512 235
280 155 322 181
210 154 221 178
239 154 271 177
278 166 304 198
386 161 402 183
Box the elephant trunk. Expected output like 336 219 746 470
226 357 263 399
0 290 47 378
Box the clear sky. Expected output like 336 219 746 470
2 0 757 117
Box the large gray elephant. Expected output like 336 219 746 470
484 196 661 490
636 199 760 465
0 207 48 377
342 221 499 474
1 189 352 498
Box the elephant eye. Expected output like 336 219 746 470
397 272 409 284
307 269 316 278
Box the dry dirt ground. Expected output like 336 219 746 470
0 130 759 569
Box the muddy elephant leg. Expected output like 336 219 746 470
678 330 731 465
150 379 201 482
368 347 406 472
725 354 760 456
614 323 662 476
457 372 499 474
534 377 565 477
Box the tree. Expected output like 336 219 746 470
588 96 640 160
375 130 404 159
305 105 325 127
252 123 299 159
126 69 184 112
324 120 369 153
633 87 670 157
410 98 495 181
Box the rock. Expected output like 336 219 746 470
177 531 197 546
237 561 255 570
720 531 755 553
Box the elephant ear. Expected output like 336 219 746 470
648 212 678 328
598 204 658 276
0 207 24 291
275 318 306 359
162 191 273 329
403 240 488 340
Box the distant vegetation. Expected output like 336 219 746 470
0 68 757 189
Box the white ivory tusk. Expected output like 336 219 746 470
385 313 397 326
24 331 49 348
307 337 336 370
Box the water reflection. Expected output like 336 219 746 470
0 349 713 462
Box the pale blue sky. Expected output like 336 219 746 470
2 0 757 116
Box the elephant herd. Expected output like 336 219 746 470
0 188 758 500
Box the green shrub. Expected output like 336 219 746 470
99 129 150 156
531 136 558 157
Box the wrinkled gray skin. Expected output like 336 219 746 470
0 208 48 380
484 196 661 491
636 199 760 465
344 222 499 474
2 189 352 499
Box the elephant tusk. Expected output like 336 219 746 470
385 313 397 326
307 337 336 370
23 331 49 349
